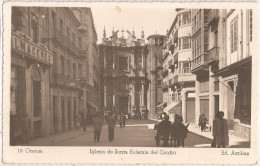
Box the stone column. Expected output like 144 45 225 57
131 80 136 113
141 79 145 106
104 84 107 107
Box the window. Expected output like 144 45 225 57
31 14 38 43
60 19 63 35
183 37 190 49
157 80 162 86
52 12 56 30
119 57 128 71
179 38 182 50
249 10 252 42
183 61 190 73
72 33 75 43
78 37 82 49
66 27 70 40
182 11 191 25
67 60 71 77
60 56 65 75
78 64 82 77
231 17 238 53
73 63 76 78
155 38 158 46
159 38 164 46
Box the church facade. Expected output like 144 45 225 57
99 28 165 117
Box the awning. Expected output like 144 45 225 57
157 102 167 109
168 101 182 115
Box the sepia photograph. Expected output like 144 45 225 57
3 1 258 164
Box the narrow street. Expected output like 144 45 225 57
27 119 249 148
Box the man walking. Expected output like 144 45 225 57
200 114 207 132
107 112 116 142
92 113 103 143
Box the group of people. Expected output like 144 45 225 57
91 112 117 143
156 113 185 147
90 112 128 143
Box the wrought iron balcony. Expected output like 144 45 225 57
208 9 219 26
161 82 169 90
168 59 174 69
208 47 219 64
173 75 178 84
191 53 208 72
161 67 169 76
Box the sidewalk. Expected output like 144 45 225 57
188 125 250 148
27 126 93 146
150 118 250 148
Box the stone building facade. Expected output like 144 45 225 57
99 28 165 118
10 7 98 144
191 9 255 140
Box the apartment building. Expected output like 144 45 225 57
10 7 98 144
191 9 254 140
161 9 196 122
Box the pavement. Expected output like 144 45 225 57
26 119 250 148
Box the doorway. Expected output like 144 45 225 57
33 80 41 138
53 96 58 134
119 96 129 115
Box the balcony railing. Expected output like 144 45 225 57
208 9 219 26
161 82 169 90
168 59 174 69
208 47 219 64
191 53 208 71
173 75 178 84
161 67 168 76
169 78 173 86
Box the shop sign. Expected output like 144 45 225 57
11 32 53 65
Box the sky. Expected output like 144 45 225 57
91 6 176 44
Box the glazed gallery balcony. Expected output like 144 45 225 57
191 53 208 72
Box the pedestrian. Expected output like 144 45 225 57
200 114 207 132
119 113 126 128
107 112 116 142
211 111 220 147
92 113 103 143
82 112 87 132
158 115 171 147
213 111 229 148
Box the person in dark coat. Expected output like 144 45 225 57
82 113 87 132
92 114 103 143
107 113 116 142
200 114 207 132
158 115 171 147
213 111 229 148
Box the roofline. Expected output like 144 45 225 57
147 34 166 40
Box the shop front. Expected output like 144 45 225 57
10 31 53 145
